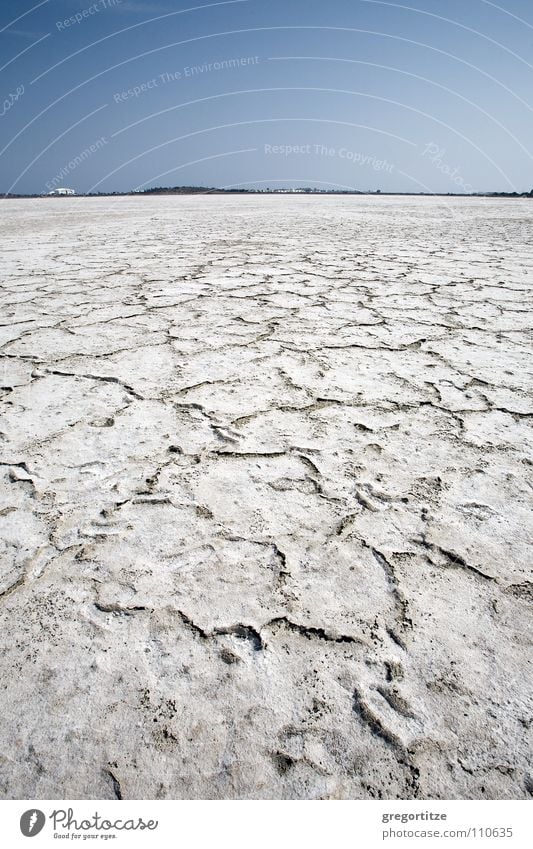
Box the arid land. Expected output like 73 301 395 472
0 195 531 799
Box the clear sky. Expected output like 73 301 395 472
1 0 532 194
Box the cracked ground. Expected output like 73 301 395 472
0 195 531 800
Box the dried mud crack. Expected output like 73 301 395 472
0 195 531 800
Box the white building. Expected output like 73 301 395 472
48 187 76 196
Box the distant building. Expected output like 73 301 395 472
48 187 75 196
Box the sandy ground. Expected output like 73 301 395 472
0 195 531 800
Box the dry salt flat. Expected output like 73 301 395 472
0 195 531 800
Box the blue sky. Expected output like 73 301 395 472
1 0 532 193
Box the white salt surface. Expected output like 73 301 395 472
0 195 531 799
